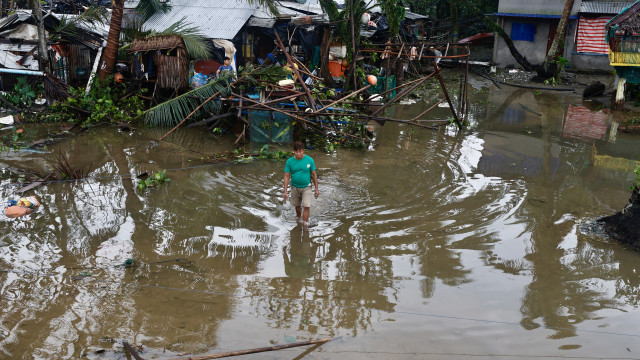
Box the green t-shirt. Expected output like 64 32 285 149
285 155 316 188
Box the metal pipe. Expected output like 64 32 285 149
0 68 44 76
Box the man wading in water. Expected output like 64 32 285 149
283 141 319 230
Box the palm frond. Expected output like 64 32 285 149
51 6 108 41
239 64 291 86
149 18 213 59
136 0 172 22
144 72 234 127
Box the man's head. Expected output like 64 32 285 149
223 56 231 65
293 141 305 159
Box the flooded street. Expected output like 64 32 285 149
2 76 640 359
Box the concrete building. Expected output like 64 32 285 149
493 0 632 72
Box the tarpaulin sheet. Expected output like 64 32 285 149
577 16 610 54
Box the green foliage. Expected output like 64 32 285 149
632 166 640 190
553 56 569 67
310 83 335 100
1 77 42 107
136 0 171 21
319 0 368 62
544 76 558 87
44 76 144 127
380 0 405 38
354 66 366 85
257 144 292 159
234 145 292 163
144 72 233 127
52 5 109 42
239 64 291 87
0 128 25 151
138 170 170 191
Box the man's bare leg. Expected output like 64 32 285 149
302 207 310 229
295 206 302 221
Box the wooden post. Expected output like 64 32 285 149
615 76 626 110
349 0 357 90
320 26 334 86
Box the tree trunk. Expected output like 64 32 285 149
538 0 575 79
456 0 536 71
319 26 334 87
31 0 51 74
98 0 126 80
450 2 459 43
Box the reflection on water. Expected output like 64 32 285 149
2 78 640 358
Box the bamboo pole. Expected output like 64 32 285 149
312 85 371 114
431 61 462 129
287 111 438 130
373 74 433 100
242 93 302 110
232 92 374 143
166 337 334 360
186 112 235 128
411 98 446 122
370 72 436 118
274 32 318 112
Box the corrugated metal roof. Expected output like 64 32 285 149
277 1 324 15
580 1 633 14
143 0 256 40
405 11 431 20
249 2 328 28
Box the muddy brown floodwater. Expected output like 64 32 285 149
2 75 640 360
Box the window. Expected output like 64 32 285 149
511 22 536 42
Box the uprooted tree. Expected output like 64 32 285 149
452 0 575 81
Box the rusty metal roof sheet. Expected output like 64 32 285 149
142 0 256 40
580 1 633 14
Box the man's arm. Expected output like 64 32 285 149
311 170 319 198
283 172 291 201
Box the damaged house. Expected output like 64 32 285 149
126 0 329 93
493 0 633 71
0 10 107 89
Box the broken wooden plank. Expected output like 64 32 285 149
123 341 145 360
16 181 44 194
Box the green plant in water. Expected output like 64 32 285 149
631 166 640 190
1 77 42 107
257 144 292 159
544 57 567 87
44 76 144 127
138 170 170 191
0 128 26 151
354 66 366 86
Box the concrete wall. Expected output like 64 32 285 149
493 0 613 72
498 0 581 16
493 16 614 72
493 17 553 67
568 53 613 71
